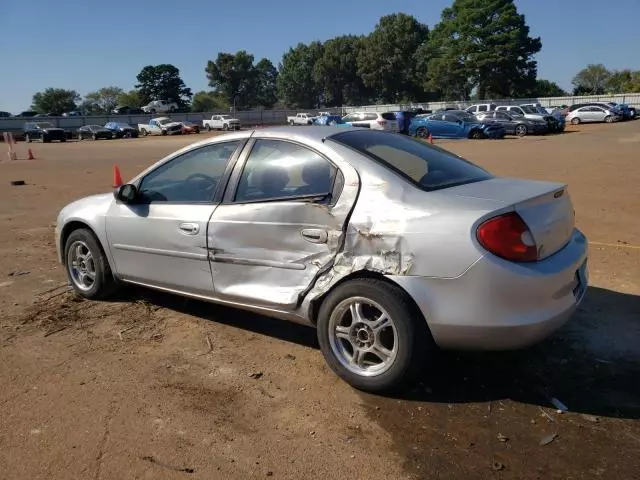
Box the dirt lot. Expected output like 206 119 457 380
1 123 639 480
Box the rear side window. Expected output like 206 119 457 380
381 112 396 120
330 130 492 191
478 105 488 112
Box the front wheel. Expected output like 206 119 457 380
25 134 31 143
571 117 580 125
604 115 613 123
222 123 228 131
289 120 295 126
317 279 430 392
470 129 483 139
141 129 148 136
415 127 429 138
205 125 211 132
64 228 118 300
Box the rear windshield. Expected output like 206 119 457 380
381 112 396 120
330 130 492 191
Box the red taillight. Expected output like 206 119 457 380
377 120 386 125
476 212 537 262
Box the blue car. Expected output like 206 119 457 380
409 110 505 140
312 114 344 126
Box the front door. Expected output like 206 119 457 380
208 138 359 309
105 140 243 296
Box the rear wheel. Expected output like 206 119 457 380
571 117 580 125
222 123 228 131
415 126 429 138
92 134 97 141
141 128 148 136
317 279 431 392
64 228 118 300
289 120 295 126
205 125 211 132
25 134 31 143
515 124 528 137
470 129 483 139
604 115 613 123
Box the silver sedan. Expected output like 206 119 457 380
566 106 622 124
55 126 588 392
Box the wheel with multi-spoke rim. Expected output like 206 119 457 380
64 228 118 299
416 127 429 138
515 124 528 137
317 278 430 392
571 117 580 125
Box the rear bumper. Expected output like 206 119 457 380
390 228 588 351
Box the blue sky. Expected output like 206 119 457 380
2 0 639 113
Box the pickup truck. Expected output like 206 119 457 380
287 113 316 125
202 114 241 131
141 100 178 114
137 117 183 136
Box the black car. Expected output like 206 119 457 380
112 106 146 115
78 125 116 140
104 121 139 138
23 122 67 143
0 111 11 118
477 110 549 136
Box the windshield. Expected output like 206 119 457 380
220 115 231 119
157 118 172 125
520 106 539 114
330 130 492 191
35 122 54 128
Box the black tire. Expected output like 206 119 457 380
317 278 431 392
604 115 613 123
92 134 97 141
515 124 528 137
141 129 148 136
470 129 483 139
61 138 67 142
289 120 295 126
415 126 429 138
571 117 580 125
205 125 211 132
64 228 118 300
223 123 228 131
25 134 31 143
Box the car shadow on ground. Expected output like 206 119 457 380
126 285 638 419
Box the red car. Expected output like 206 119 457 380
181 121 200 134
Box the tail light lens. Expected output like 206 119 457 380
377 120 386 125
476 212 537 262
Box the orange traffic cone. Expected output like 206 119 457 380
428 133 434 144
27 148 35 160
113 165 123 188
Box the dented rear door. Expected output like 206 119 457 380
207 137 359 309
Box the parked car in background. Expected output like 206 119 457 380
112 106 146 115
202 114 241 131
341 112 400 132
63 111 84 117
15 111 38 118
104 122 139 138
476 111 548 137
142 100 178 114
565 106 622 124
392 110 418 135
78 125 116 141
181 121 201 134
410 110 505 139
287 113 317 125
520 104 566 131
55 126 587 392
23 121 67 143
0 111 11 118
465 103 498 115
138 117 183 136
601 102 634 120
495 105 563 133
622 104 637 118
312 114 345 126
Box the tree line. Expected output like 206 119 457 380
27 0 640 116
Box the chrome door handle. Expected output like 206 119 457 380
301 228 328 244
178 222 199 235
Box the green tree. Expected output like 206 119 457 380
135 64 192 107
357 13 429 103
531 79 566 97
571 64 611 95
277 42 324 108
31 88 80 115
84 86 125 113
205 51 257 108
314 35 371 106
117 89 143 108
253 58 279 108
606 69 640 93
423 0 542 100
191 91 230 112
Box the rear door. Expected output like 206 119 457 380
207 137 359 309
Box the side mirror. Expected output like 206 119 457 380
114 184 138 204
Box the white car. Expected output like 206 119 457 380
341 112 400 132
202 115 242 131
565 106 622 125
465 103 497 114
142 100 178 114
287 113 316 125
137 117 183 136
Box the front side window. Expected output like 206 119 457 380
330 130 492 192
234 139 336 203
478 105 488 112
138 141 241 203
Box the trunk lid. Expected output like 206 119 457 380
445 178 575 260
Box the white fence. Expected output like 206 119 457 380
340 93 640 113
